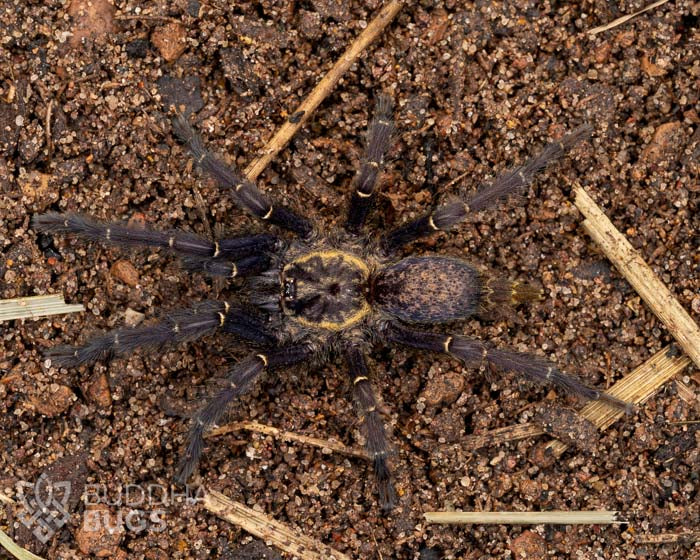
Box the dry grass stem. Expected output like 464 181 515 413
635 531 700 544
546 345 691 457
207 420 368 459
244 0 404 181
0 493 14 505
587 0 670 35
462 422 545 449
115 14 182 24
574 185 700 369
203 490 352 560
0 294 84 322
424 511 622 525
0 527 47 560
673 379 697 407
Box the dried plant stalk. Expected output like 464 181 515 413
244 0 404 181
0 294 84 322
460 422 545 449
587 0 670 35
546 345 691 457
635 531 700 544
208 420 368 459
424 511 622 525
0 527 47 560
574 185 700 369
203 490 351 560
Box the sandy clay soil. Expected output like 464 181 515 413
0 1 698 559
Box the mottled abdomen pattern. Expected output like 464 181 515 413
373 256 482 322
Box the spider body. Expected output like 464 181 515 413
374 256 485 323
282 247 372 331
33 95 628 511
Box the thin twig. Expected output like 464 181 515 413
424 511 622 525
545 345 691 458
0 294 84 322
45 99 54 163
0 527 46 560
674 379 697 407
203 490 352 560
635 531 700 545
0 493 14 505
459 422 545 449
207 420 368 459
244 0 405 181
587 0 670 35
574 185 700 369
115 14 181 24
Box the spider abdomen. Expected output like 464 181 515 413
373 256 482 323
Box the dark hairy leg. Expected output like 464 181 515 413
172 114 314 238
344 347 396 511
381 124 593 252
175 343 316 483
386 323 630 410
345 95 395 233
46 301 274 367
32 212 277 279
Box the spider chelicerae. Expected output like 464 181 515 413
33 95 628 511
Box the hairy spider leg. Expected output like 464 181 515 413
181 254 270 278
172 114 314 238
345 95 395 233
175 343 316 484
32 212 277 279
45 301 274 367
387 324 630 410
344 347 396 511
381 124 593 252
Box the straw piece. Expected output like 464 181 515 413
673 379 697 407
207 420 368 459
0 493 15 505
0 295 84 322
0 527 47 560
546 345 691 457
203 490 351 560
424 511 622 525
587 0 670 35
244 0 405 181
635 531 700 544
574 185 700 370
460 422 544 449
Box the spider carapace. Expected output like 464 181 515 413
281 249 372 331
33 95 629 511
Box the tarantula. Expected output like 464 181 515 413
33 95 627 511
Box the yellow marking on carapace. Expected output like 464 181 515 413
283 250 371 331
293 300 372 331
286 250 370 277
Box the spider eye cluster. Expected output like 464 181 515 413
281 250 371 331
283 277 297 300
